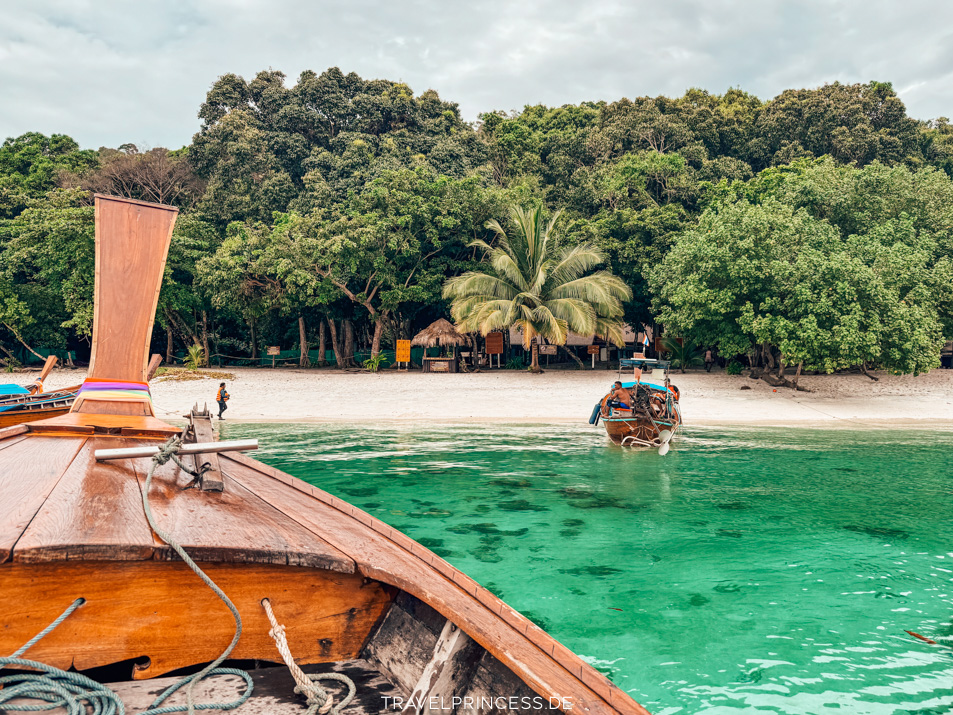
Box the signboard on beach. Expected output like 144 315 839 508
266 346 280 356
395 340 411 362
587 345 600 355
485 332 504 355
539 344 557 356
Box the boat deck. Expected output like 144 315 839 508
0 423 648 715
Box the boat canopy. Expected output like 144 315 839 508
620 358 671 369
619 380 673 393
0 384 30 397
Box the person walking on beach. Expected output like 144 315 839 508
704 349 715 372
216 382 229 420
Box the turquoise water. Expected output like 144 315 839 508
223 423 953 715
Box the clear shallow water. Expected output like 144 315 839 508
222 423 953 715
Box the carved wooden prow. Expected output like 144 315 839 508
184 403 225 492
70 195 178 417
27 355 58 394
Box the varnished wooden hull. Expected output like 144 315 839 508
603 415 679 446
0 386 79 427
0 404 73 427
0 423 649 715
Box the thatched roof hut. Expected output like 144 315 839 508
411 318 469 348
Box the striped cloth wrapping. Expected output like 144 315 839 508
77 379 152 404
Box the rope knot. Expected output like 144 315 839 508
152 436 183 467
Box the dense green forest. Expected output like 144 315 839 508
1 69 952 373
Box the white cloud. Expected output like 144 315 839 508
1 0 951 149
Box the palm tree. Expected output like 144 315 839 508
443 205 632 373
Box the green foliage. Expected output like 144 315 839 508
725 360 743 375
362 352 388 372
185 344 206 370
0 188 94 348
652 159 953 374
444 205 631 371
504 357 525 370
0 133 98 219
660 336 704 371
2 71 950 374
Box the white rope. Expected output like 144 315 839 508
260 599 356 715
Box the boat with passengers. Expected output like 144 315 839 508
589 356 682 452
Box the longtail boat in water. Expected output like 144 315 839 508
589 357 682 453
0 355 81 427
0 195 650 714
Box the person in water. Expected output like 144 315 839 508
216 382 229 420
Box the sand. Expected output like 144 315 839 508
39 366 953 427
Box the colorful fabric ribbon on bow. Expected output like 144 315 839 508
77 379 152 403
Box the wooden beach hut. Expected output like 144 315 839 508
0 194 651 715
412 318 469 373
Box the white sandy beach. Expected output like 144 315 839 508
40 366 953 426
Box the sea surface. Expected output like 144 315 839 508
222 422 953 715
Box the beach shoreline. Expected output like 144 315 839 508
39 365 953 427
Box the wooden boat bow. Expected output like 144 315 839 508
0 195 651 715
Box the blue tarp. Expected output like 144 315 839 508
619 381 672 393
0 384 30 397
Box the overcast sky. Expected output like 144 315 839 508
2 0 951 149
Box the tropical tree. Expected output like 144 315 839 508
443 205 631 372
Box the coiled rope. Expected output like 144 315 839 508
0 597 128 714
260 599 355 715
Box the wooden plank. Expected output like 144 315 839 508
0 423 29 440
406 619 484 715
0 561 394 678
222 453 650 715
0 406 72 428
146 353 162 381
13 438 155 562
29 412 180 436
85 195 177 388
363 598 440 690
0 433 29 453
190 411 224 492
136 454 354 572
0 436 85 563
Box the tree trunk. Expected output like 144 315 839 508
371 318 384 358
298 316 310 368
777 356 786 379
327 319 342 368
2 322 44 360
317 320 328 366
249 318 258 360
762 342 775 369
529 339 542 373
200 311 210 366
166 327 173 363
860 362 880 381
342 319 356 367
792 360 804 388
0 342 16 365
557 344 585 369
